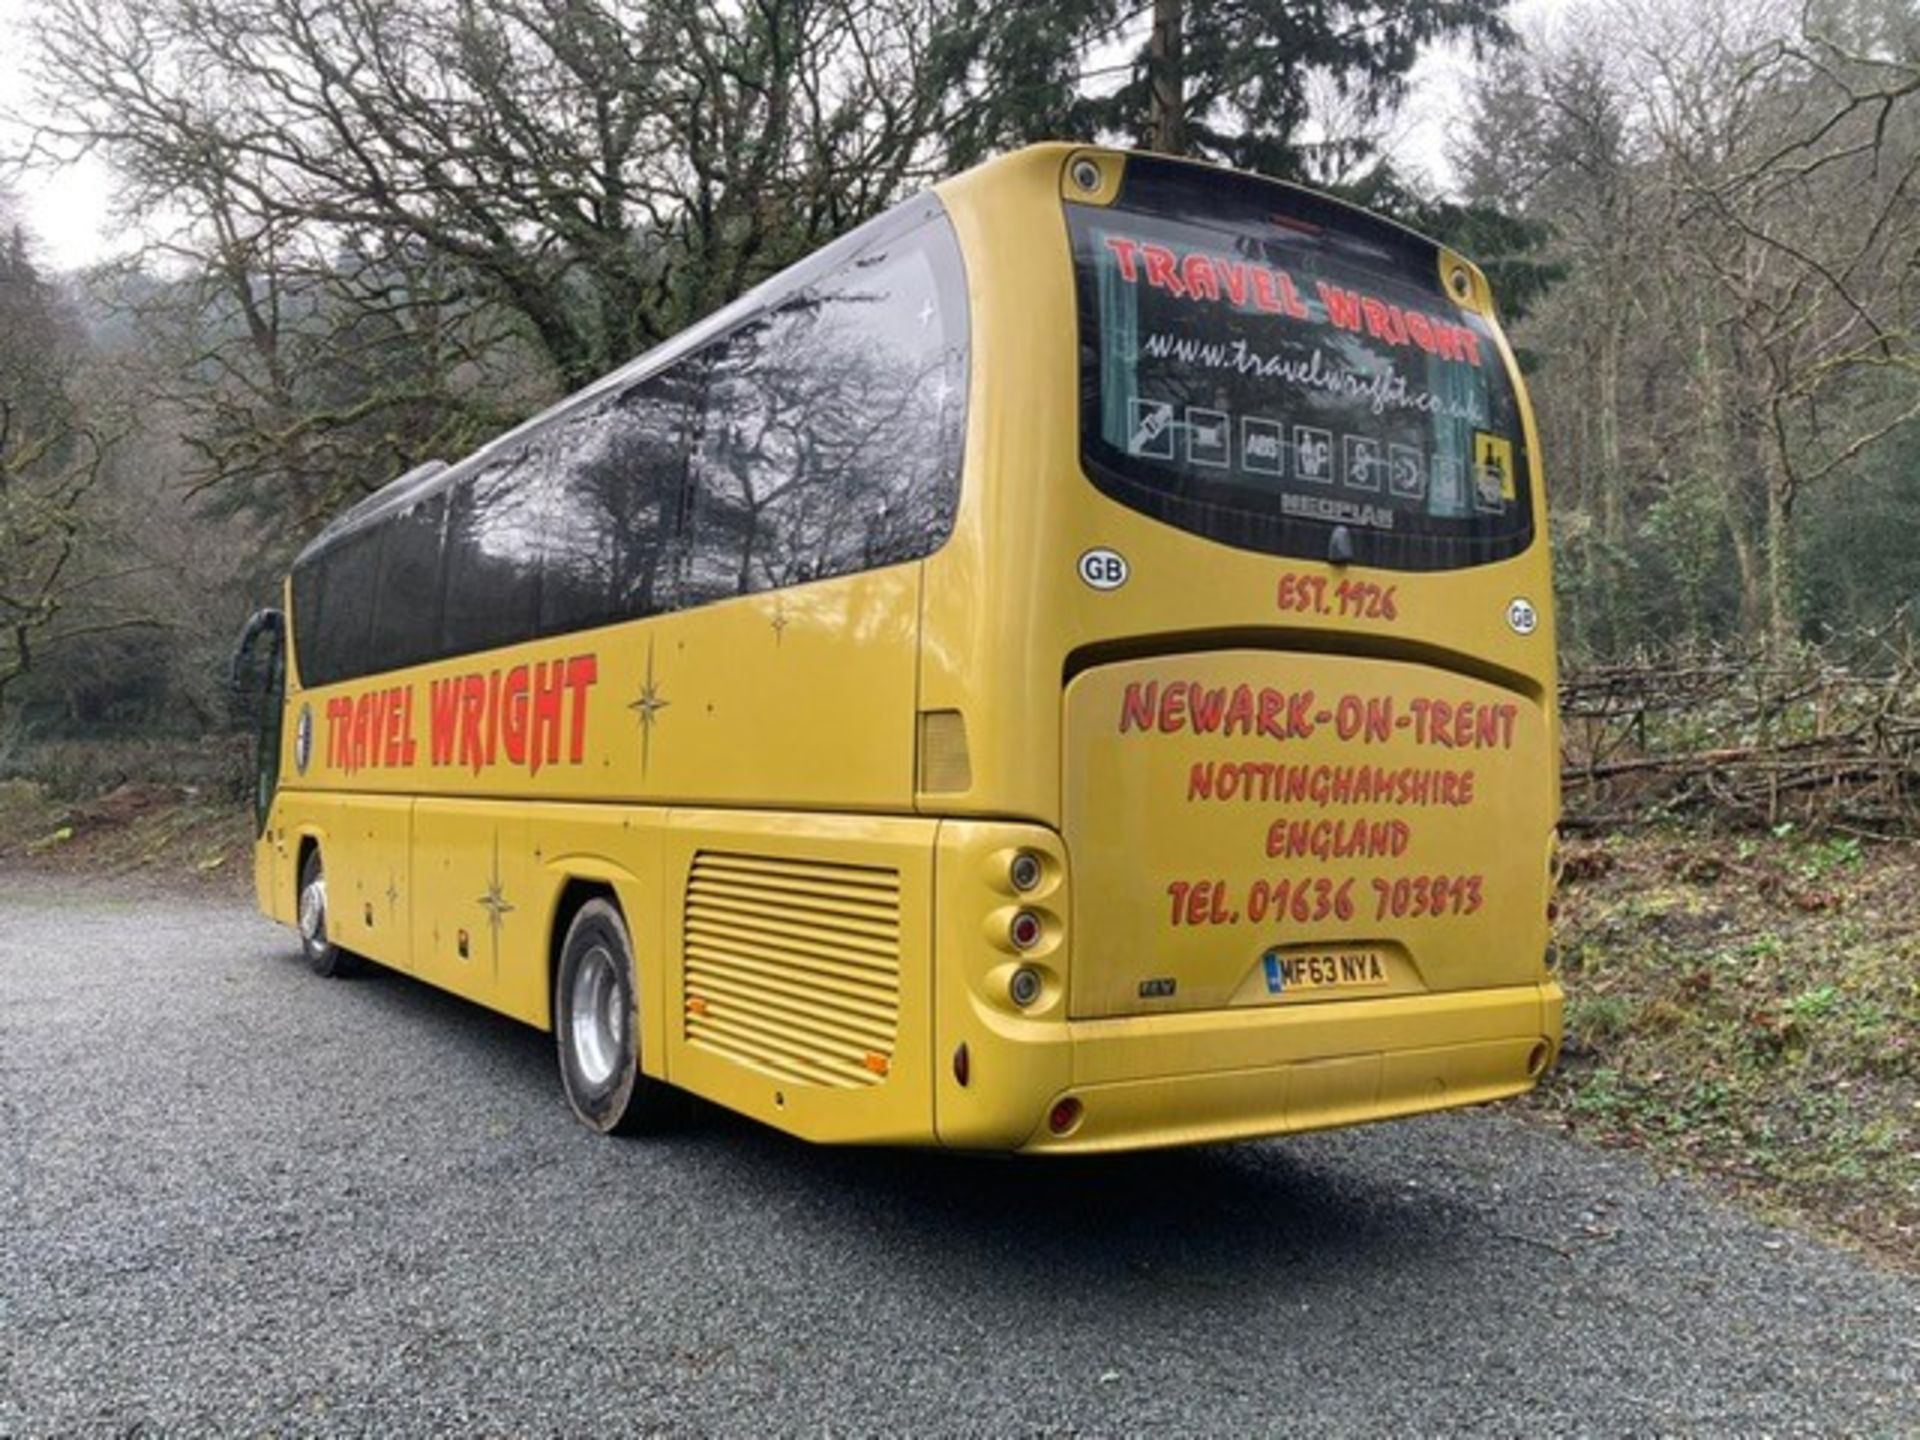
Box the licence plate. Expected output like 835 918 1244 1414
1262 948 1390 996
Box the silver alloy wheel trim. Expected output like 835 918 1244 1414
298 874 327 953
569 942 625 1089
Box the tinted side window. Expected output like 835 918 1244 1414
304 528 382 688
367 492 446 670
540 369 698 633
288 205 970 685
684 320 772 605
686 216 967 601
290 562 325 685
441 446 547 656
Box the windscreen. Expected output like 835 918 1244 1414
1068 159 1534 571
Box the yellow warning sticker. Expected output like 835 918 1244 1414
1473 431 1516 501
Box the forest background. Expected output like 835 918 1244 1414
2 0 1917 1257
4 0 1918 755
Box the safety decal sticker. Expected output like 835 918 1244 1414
1473 431 1516 502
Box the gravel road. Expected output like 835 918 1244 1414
2 872 1915 1435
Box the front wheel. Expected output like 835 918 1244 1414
296 848 357 978
554 898 684 1134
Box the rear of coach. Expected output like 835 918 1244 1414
919 146 1561 1152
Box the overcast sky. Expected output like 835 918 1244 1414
0 0 1569 273
1 0 117 268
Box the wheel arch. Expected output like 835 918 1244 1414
547 878 620 1029
293 830 321 907
547 869 686 1133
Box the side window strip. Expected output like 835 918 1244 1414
290 204 969 686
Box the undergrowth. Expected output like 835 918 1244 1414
1537 827 1920 1267
0 776 252 885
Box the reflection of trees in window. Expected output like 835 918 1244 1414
441 445 547 655
292 214 968 684
367 492 447 669
540 369 699 632
687 233 965 603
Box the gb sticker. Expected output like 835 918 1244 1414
1506 597 1539 636
1078 548 1130 591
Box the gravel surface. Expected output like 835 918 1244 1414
2 871 1916 1435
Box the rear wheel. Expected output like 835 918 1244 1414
296 848 357 978
554 898 684 1134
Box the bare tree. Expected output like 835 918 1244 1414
0 208 158 724
1625 0 1920 645
1469 0 1920 654
10 0 974 526
17 0 957 387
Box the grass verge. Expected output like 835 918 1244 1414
1535 827 1919 1268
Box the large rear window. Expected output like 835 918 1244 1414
1069 159 1534 571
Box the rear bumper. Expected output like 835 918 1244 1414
929 822 1562 1153
1005 982 1562 1154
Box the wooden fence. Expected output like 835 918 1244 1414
1559 636 1920 836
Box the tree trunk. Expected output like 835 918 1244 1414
1695 312 1763 637
1763 459 1796 653
1597 317 1623 548
1149 0 1185 155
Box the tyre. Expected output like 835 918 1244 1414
554 897 684 1134
296 847 357 978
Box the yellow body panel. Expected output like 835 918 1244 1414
281 567 920 810
254 143 1562 1152
661 809 936 1144
1063 649 1555 1018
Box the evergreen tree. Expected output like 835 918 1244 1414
940 0 1514 177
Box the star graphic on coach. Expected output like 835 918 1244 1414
476 833 514 971
628 638 670 776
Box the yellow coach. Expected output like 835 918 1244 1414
235 143 1562 1153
